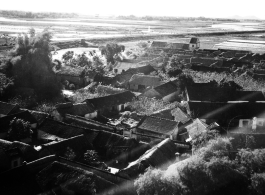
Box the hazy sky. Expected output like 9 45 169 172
1 0 265 19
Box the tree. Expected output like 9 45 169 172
167 67 183 77
64 147 76 160
84 150 99 166
7 117 33 141
10 28 61 98
99 43 125 64
61 51 74 65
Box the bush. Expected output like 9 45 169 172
251 173 265 195
8 117 33 141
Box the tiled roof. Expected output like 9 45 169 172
56 102 95 116
171 107 191 124
0 101 20 116
153 81 177 97
137 116 179 135
188 102 265 123
186 85 265 102
185 118 208 139
129 74 161 86
38 118 85 139
84 91 135 110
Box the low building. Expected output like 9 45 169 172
54 102 96 120
187 101 265 129
142 81 180 102
131 116 179 142
189 37 200 50
83 91 135 116
129 74 162 91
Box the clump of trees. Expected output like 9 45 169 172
134 136 265 195
99 43 125 64
9 28 61 99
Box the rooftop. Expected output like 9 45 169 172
0 101 20 116
137 116 179 135
129 74 162 86
153 81 178 97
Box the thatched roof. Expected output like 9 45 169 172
184 118 208 139
117 138 177 179
83 91 135 110
129 74 161 87
151 108 175 120
137 116 179 135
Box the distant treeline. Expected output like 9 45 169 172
117 15 261 22
0 10 78 19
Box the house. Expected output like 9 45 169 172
92 130 150 163
189 37 200 50
54 66 85 87
190 57 223 67
113 60 155 74
38 118 100 147
38 134 90 160
0 110 38 140
129 74 162 91
150 41 168 48
171 107 192 124
117 138 178 179
187 102 265 129
0 139 39 172
178 118 209 142
64 114 116 132
54 102 96 120
131 116 180 142
142 81 180 102
36 161 119 195
185 85 265 102
0 101 20 117
83 91 135 116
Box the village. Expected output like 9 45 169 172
1 32 265 194
1 8 265 194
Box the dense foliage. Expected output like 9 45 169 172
10 29 61 98
134 137 265 195
0 10 78 18
7 118 33 141
99 43 125 64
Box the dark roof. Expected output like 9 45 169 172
65 114 115 132
171 107 191 124
84 91 135 110
0 139 12 151
25 109 50 124
36 161 117 194
118 138 177 179
190 37 199 44
129 74 161 86
151 41 168 48
38 118 85 139
126 64 156 75
56 102 95 116
186 85 265 102
0 110 38 131
10 141 39 162
188 102 265 123
137 116 179 135
151 108 175 120
153 81 177 97
0 165 41 195
0 101 20 116
42 134 89 160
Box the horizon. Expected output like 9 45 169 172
1 0 265 20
